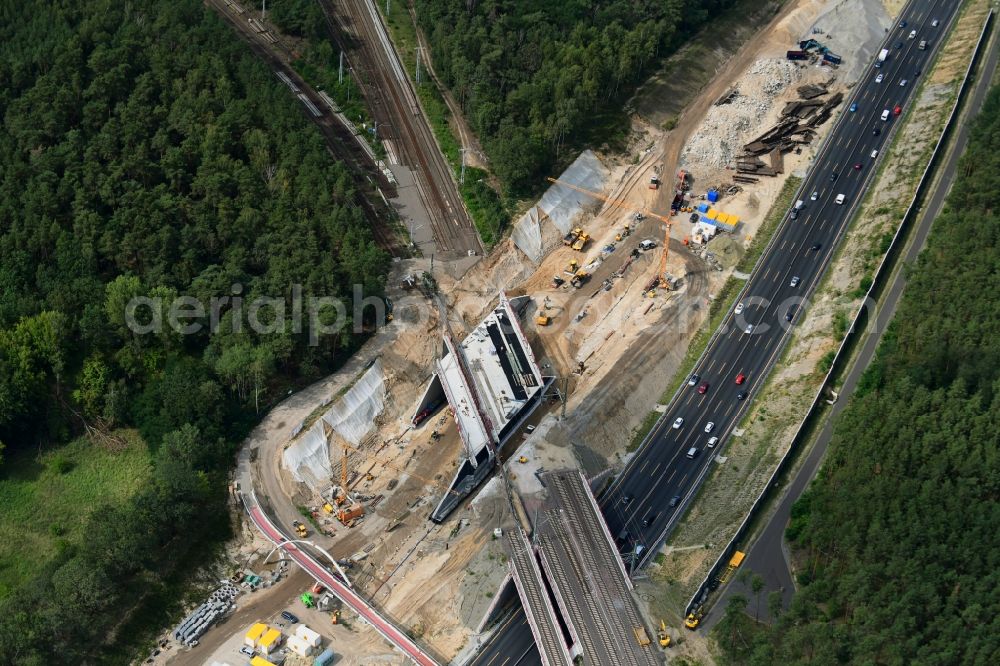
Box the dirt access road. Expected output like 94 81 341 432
318 0 482 258
648 1 801 219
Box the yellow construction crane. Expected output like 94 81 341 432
322 422 351 505
545 177 674 289
321 421 465 498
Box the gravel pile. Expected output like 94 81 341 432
681 58 800 170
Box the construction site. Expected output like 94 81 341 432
148 0 946 665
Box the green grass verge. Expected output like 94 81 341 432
379 1 507 246
0 432 152 598
627 177 802 450
736 176 801 273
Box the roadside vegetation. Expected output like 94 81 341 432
379 1 508 246
416 0 741 196
627 177 801 450
716 84 1000 665
0 0 387 661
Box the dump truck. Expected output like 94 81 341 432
633 626 651 647
563 227 582 246
786 50 809 61
875 48 889 68
822 52 842 65
571 231 590 251
570 271 590 288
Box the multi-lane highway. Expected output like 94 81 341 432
469 1 960 663
600 0 959 568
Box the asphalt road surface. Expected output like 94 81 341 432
469 1 961 663
704 7 1000 629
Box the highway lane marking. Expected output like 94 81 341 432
650 462 662 477
639 457 650 474
599 0 956 524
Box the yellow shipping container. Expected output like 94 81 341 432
259 628 282 653
244 623 268 647
251 657 277 666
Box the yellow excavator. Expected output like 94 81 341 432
684 609 703 630
658 620 670 647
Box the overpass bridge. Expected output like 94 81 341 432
502 471 660 666
242 492 441 666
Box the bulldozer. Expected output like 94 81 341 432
292 520 308 538
658 620 671 647
564 259 580 276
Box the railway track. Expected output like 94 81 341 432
317 0 482 257
206 0 403 254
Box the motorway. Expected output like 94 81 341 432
469 1 960 663
704 9 1000 627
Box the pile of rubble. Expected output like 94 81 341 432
681 58 799 171
733 82 843 183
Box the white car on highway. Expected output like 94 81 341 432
704 422 715 433
875 73 884 83
672 417 684 429
735 302 745 315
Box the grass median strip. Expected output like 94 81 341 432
627 176 801 452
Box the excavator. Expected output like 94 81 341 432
658 620 671 647
545 176 675 293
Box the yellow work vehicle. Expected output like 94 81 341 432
684 609 703 630
658 620 670 647
633 626 651 647
563 227 582 245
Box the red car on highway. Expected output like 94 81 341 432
735 372 746 385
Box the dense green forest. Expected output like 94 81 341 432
716 85 1000 664
416 0 740 195
0 0 387 661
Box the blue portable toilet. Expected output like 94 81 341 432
707 190 719 203
697 203 710 213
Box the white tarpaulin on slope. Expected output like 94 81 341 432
282 420 334 491
282 360 386 490
320 360 386 445
511 150 609 263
